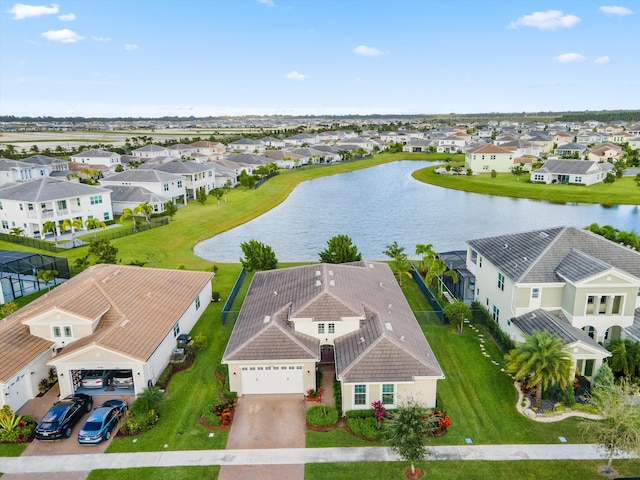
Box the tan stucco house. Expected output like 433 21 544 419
223 262 444 412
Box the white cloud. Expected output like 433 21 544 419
285 70 308 80
594 56 611 64
257 0 274 6
123 43 139 50
508 10 581 29
41 29 84 43
58 12 75 21
554 53 586 63
353 45 383 57
599 5 633 15
92 36 111 42
7 2 59 19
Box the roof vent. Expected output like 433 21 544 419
388 304 392 309
379 282 384 287
329 280 335 286
368 264 374 269
315 280 321 287
503 243 508 249
315 270 321 277
522 256 528 262
385 322 393 331
539 231 549 238
120 319 130 328
263 315 271 324
399 335 405 342
328 270 334 276
359 337 365 343
273 291 278 296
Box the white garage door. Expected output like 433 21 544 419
7 373 30 412
241 365 303 394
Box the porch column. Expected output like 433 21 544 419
592 358 604 378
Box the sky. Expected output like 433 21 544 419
0 0 638 118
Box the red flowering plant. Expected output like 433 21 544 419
371 400 386 429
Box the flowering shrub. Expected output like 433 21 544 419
201 398 236 427
371 401 386 429
0 411 35 444
306 386 325 402
306 405 339 427
120 409 159 435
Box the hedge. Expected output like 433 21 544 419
306 405 339 427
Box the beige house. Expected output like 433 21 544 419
465 143 515 172
223 262 444 412
0 265 213 411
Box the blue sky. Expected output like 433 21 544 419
0 0 637 117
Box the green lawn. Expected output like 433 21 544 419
87 466 220 480
0 443 28 457
412 163 640 205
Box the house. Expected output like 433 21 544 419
466 227 640 377
99 169 187 205
263 150 306 169
223 262 444 412
0 177 113 238
259 136 286 149
0 264 213 411
70 149 121 169
103 185 169 215
167 144 198 158
555 142 586 158
140 159 216 199
552 131 574 144
21 155 69 176
465 143 515 172
228 138 265 154
131 144 171 159
189 141 227 158
0 159 38 186
403 140 433 153
286 133 319 146
586 144 624 163
530 159 613 185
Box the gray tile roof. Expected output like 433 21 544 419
625 309 640 341
0 159 33 171
468 227 640 283
100 169 183 184
556 249 612 282
104 185 168 203
71 149 117 158
512 309 609 355
22 155 67 166
223 262 443 383
225 154 271 165
140 159 212 175
536 159 612 175
0 177 110 202
131 144 167 153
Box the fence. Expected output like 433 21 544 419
222 268 246 324
409 264 445 323
0 233 65 253
83 217 169 243
254 171 279 189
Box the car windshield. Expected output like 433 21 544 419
82 422 103 431
42 408 64 422
38 422 57 429
84 370 103 377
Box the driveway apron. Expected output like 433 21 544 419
219 394 306 480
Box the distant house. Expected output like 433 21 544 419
259 136 286 149
99 170 186 205
22 155 69 176
189 141 226 159
140 159 216 199
403 140 433 153
131 144 171 159
465 143 515 172
0 159 38 186
586 144 624 163
531 159 613 185
70 149 121 169
555 142 586 158
223 262 444 411
263 150 306 169
228 138 265 154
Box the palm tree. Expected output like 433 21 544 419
383 241 411 287
85 218 107 238
506 330 573 409
120 208 138 232
35 269 58 291
9 227 25 236
415 243 436 275
134 202 153 228
608 340 639 378
61 218 83 247
425 257 459 296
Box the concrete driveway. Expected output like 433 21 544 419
219 394 306 480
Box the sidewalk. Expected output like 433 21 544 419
0 444 632 474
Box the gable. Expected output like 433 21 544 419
49 344 144 365
225 322 317 362
293 291 363 322
580 270 638 287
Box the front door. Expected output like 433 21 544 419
320 344 334 363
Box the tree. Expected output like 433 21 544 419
385 398 438 478
61 218 82 246
318 234 362 264
603 172 616 184
510 163 527 181
88 238 118 264
383 241 411 287
505 330 573 409
608 340 639 378
443 300 471 333
85 218 106 238
582 380 640 472
338 149 352 161
210 188 224 206
35 269 58 291
42 220 58 244
491 169 497 180
134 202 153 228
425 257 458 296
612 161 626 179
415 243 436 275
240 239 278 272
74 254 91 271
163 200 178 220
196 187 207 205
238 170 256 189
8 227 24 236
592 363 615 391
0 301 18 319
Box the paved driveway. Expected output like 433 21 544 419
219 394 306 480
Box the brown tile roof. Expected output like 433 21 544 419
467 144 514 155
1 265 212 379
0 316 53 382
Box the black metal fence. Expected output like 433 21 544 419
0 233 65 253
222 268 246 324
409 264 445 323
88 217 169 243
254 171 279 189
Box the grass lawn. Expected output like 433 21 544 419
305 459 640 480
87 466 220 480
0 443 28 457
412 163 640 205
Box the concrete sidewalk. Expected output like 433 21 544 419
0 444 631 474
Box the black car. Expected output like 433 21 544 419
34 393 93 440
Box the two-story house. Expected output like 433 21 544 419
70 149 122 169
131 144 171 159
466 227 640 377
0 159 37 186
99 170 187 207
140 160 216 199
21 155 70 177
223 262 444 412
228 138 265 154
465 143 515 172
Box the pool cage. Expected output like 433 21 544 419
0 250 70 303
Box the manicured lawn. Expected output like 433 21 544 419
412 163 640 205
87 466 220 480
0 443 28 457
306 460 640 480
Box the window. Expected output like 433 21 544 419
19 203 23 211
318 323 325 334
173 322 180 337
76 198 81 206
163 184 169 191
534 174 544 181
64 326 72 337
0 201 3 210
637 287 640 297
1 221 7 229
57 200 66 210
354 384 366 405
497 273 505 291
382 384 395 405
328 323 335 334
90 195 102 205
492 305 500 322
479 257 483 267
195 295 201 310
28 203 34 210
178 181 183 188
103 212 110 221
575 176 582 183
53 327 61 337
531 288 539 299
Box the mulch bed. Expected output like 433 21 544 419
199 415 232 430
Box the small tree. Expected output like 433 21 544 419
35 269 58 291
582 380 640 472
0 301 18 319
74 254 91 271
385 398 438 478
383 241 411 287
89 238 118 264
592 363 615 391
240 239 278 272
443 300 471 333
491 169 497 180
196 187 207 205
510 163 526 181
85 218 106 238
163 200 178 220
61 218 83 246
210 188 224 206
318 234 362 264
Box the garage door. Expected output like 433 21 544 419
241 365 303 394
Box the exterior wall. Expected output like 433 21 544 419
290 316 362 346
465 152 514 173
226 359 316 396
0 349 53 411
100 179 185 203
72 154 121 167
111 200 166 216
341 378 439 412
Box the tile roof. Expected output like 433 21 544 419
71 149 117 158
225 154 271 165
0 265 213 379
467 143 514 155
99 169 183 184
140 159 213 174
104 185 168 203
22 155 67 166
0 159 33 171
535 159 613 175
0 176 110 202
468 227 640 283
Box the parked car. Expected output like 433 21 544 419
34 393 93 440
77 399 127 445
81 370 112 389
111 370 134 389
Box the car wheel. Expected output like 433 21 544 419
64 426 72 438
86 401 93 412
105 430 111 440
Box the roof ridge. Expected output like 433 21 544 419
517 227 568 281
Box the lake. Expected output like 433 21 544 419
194 161 639 262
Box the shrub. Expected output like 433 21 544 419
558 384 576 407
333 376 342 416
0 411 35 443
470 301 515 353
131 386 164 414
347 416 387 440
211 291 221 302
345 409 374 419
120 409 159 435
306 405 339 427
215 363 228 378
192 334 208 351
156 365 173 389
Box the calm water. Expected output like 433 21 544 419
194 161 639 262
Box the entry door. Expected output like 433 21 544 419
320 345 335 363
241 365 303 394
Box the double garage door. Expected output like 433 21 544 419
241 364 303 395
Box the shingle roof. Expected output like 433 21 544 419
71 149 117 158
131 144 167 153
0 265 212 380
223 262 443 383
468 227 640 283
225 154 271 165
535 159 613 175
0 177 110 202
22 155 67 166
0 159 33 171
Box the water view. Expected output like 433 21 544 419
194 161 639 263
